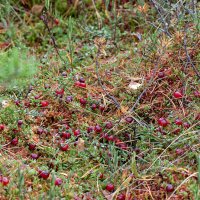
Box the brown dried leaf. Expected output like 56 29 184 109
77 138 85 152
31 4 44 15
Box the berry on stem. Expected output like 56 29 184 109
173 91 183 99
158 117 169 127
105 183 115 192
55 177 62 186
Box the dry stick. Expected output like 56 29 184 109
183 29 200 79
95 49 121 109
40 10 73 72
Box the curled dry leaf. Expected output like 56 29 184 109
31 5 44 15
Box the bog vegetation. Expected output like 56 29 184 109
0 0 199 199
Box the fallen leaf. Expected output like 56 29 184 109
31 5 44 15
102 190 113 200
77 138 85 152
128 81 142 90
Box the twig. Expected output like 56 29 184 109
95 48 120 109
40 9 73 72
183 27 200 79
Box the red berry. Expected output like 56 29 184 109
105 183 115 192
61 132 71 139
54 18 59 25
11 138 18 146
174 118 182 126
24 101 30 108
29 143 36 151
99 173 104 180
75 81 81 87
175 148 184 155
79 98 87 105
38 171 50 179
105 121 113 129
0 124 5 131
195 113 200 121
158 71 165 78
125 117 134 123
79 77 85 83
74 129 81 137
94 125 102 133
41 100 49 107
158 117 169 127
91 104 97 110
107 135 114 142
183 122 190 129
173 91 183 99
194 90 200 98
55 177 62 186
18 120 23 126
79 82 86 88
37 127 44 135
172 128 181 134
1 177 9 186
60 143 69 151
99 105 105 112
55 88 64 95
87 126 94 133
117 193 126 200
166 184 174 192
31 153 39 160
14 100 20 106
66 96 73 103
34 95 40 99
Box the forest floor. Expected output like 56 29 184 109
0 1 199 200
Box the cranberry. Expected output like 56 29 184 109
119 143 128 150
166 184 174 192
0 124 5 131
79 82 86 88
24 101 30 108
99 104 105 112
158 117 169 127
41 100 49 107
38 171 50 179
117 193 126 200
66 96 73 103
173 91 183 99
175 148 184 155
74 129 81 137
75 81 81 87
29 143 36 151
94 125 102 133
34 95 40 99
194 90 200 98
87 126 94 133
55 177 62 186
17 120 23 126
60 143 69 151
107 135 114 142
125 117 134 123
61 132 71 139
55 88 64 95
54 18 59 25
61 72 67 77
195 113 200 120
31 153 39 159
174 118 182 126
79 77 85 83
105 121 113 129
105 183 115 192
14 100 20 106
37 127 43 135
11 138 18 146
99 173 104 180
79 98 87 106
183 122 190 129
158 71 165 78
91 104 97 110
1 177 9 186
172 128 181 134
